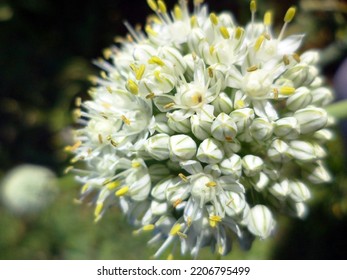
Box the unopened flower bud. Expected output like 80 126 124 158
169 135 197 161
197 138 224 164
242 155 263 176
211 92 233 115
154 113 174 135
249 118 273 141
286 87 312 111
289 140 316 162
148 164 171 184
168 111 191 133
219 154 242 179
247 205 275 239
191 115 212 140
269 180 290 200
145 134 170 160
267 139 290 162
311 87 334 107
211 113 238 141
274 117 300 139
230 108 255 133
288 180 311 202
294 107 328 134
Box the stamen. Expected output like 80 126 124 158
177 232 187 238
103 48 112 59
208 67 213 78
170 224 182 236
64 166 73 174
225 136 233 142
147 0 158 11
121 115 131 125
254 35 265 51
273 88 279 99
173 199 183 208
94 202 103 217
283 55 290 65
135 64 146 80
148 56 165 66
190 15 198 28
247 65 258 72
174 5 182 20
235 27 244 39
115 186 129 197
292 53 301 62
75 97 82 107
178 173 188 182
81 183 89 194
132 161 141 168
106 86 113 94
146 93 156 99
106 181 120 190
126 79 139 95
98 134 103 144
219 26 230 39
250 0 257 37
143 224 155 231
280 86 296 95
209 13 218 25
206 181 217 187
164 102 175 109
157 0 167 14
154 70 162 81
264 11 272 26
64 140 82 152
145 25 157 36
284 6 296 23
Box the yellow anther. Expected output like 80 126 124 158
100 71 107 80
209 13 218 25
145 25 157 36
135 64 146 80
164 102 175 109
64 140 82 152
209 45 215 55
106 181 120 190
263 32 271 40
94 202 103 217
218 245 224 255
264 11 272 26
127 79 138 94
250 0 257 13
132 161 141 168
146 93 155 99
129 63 136 72
154 70 162 81
283 55 290 65
178 173 188 182
273 88 279 99
235 99 245 109
208 67 213 78
88 75 98 85
81 183 89 194
190 15 198 28
148 56 165 66
284 6 296 23
280 86 296 95
103 48 112 59
73 108 81 119
174 5 182 20
225 136 233 142
157 0 167 13
115 186 129 197
167 254 174 260
75 97 82 107
173 199 183 208
235 27 244 40
102 102 111 109
121 115 131 125
293 53 301 63
147 0 157 11
177 232 187 238
143 224 155 231
110 139 118 147
254 35 265 51
106 86 113 94
64 166 73 174
170 224 182 236
247 65 258 72
219 26 230 39
206 181 217 187
98 134 103 144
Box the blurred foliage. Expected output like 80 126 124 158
0 0 347 259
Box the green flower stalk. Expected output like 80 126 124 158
66 0 337 258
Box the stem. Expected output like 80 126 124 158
326 100 347 119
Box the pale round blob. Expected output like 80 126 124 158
242 70 272 99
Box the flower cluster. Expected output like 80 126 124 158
67 0 334 258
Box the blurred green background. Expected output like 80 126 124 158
0 0 347 259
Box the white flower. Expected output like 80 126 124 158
67 0 334 259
